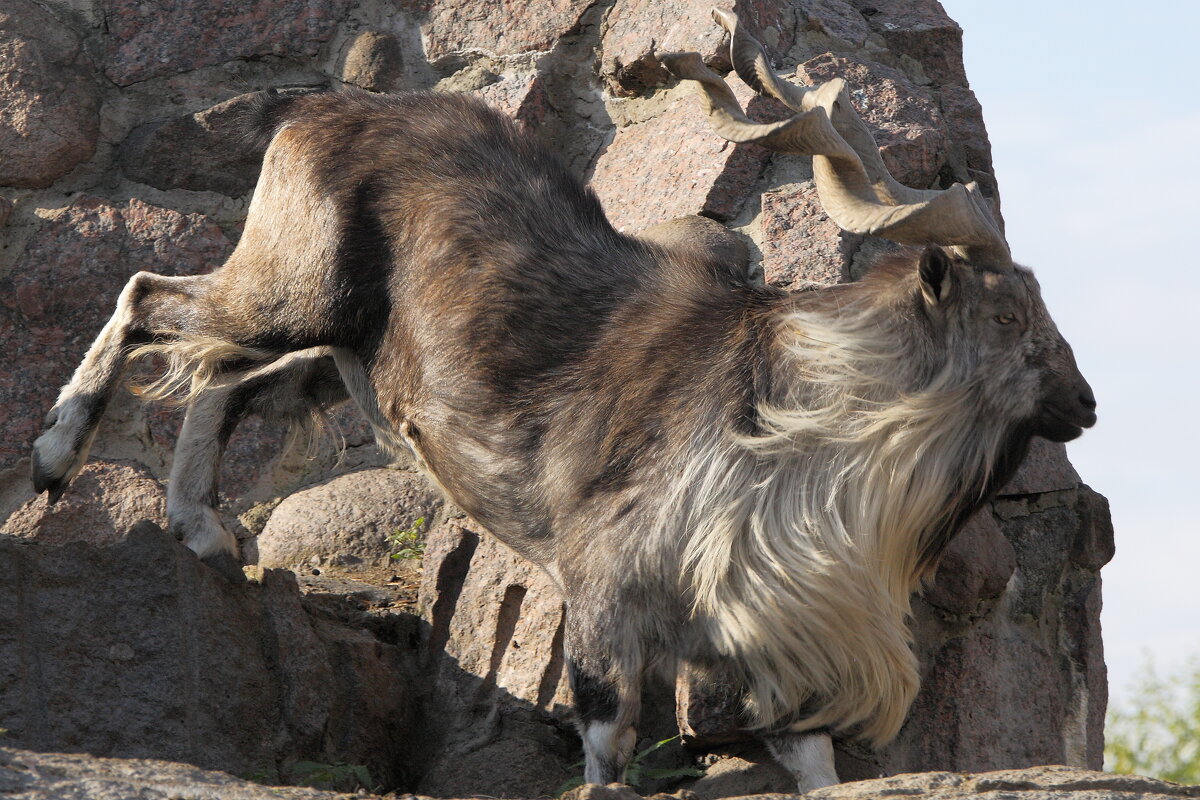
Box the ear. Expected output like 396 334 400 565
918 246 954 307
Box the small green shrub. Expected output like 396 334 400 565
288 760 374 792
388 516 426 560
557 735 705 795
1106 653 1200 784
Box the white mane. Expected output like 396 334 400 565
650 290 1011 744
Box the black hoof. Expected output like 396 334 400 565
31 451 69 504
202 551 247 585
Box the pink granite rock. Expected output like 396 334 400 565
846 0 968 87
479 73 551 132
0 460 167 546
416 0 594 62
760 182 862 290
591 83 786 230
601 0 793 96
800 53 948 189
0 0 100 188
100 0 353 85
0 197 232 471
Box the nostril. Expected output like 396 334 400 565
1079 391 1097 411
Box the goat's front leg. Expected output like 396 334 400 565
764 728 839 793
32 272 209 501
169 349 346 575
565 612 643 785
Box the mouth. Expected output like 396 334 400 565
1037 407 1096 443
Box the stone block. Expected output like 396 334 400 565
601 0 793 96
0 0 99 188
100 0 353 86
799 53 947 189
924 510 1017 616
591 83 786 231
0 197 232 473
341 30 407 92
846 0 968 88
1 460 166 546
479 73 551 132
0 522 417 787
415 0 595 62
256 468 444 569
760 182 861 290
997 437 1081 497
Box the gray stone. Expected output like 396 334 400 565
923 510 1017 616
998 437 1081 497
119 91 314 198
256 468 444 569
0 459 166 546
0 522 416 788
0 0 99 188
100 0 353 86
0 746 370 799
341 30 407 92
0 197 232 474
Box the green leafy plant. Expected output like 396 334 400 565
557 735 705 795
1106 653 1200 784
288 760 374 792
388 516 426 560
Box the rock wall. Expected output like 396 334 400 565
0 0 1114 797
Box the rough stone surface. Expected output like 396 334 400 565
0 523 417 788
794 0 872 49
256 468 444 568
0 460 166 545
478 72 552 132
119 91 308 197
845 0 968 88
591 83 785 231
799 53 947 189
0 746 368 799
100 0 354 85
601 0 793 95
415 0 595 62
811 765 1200 799
0 0 100 188
923 510 1017 616
341 30 407 92
8 746 1197 800
414 519 577 796
938 85 998 194
998 437 1081 496
0 197 232 473
760 182 861 289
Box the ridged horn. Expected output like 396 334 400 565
659 9 1012 269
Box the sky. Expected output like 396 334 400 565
938 2 1200 706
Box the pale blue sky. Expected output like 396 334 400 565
940 1 1200 706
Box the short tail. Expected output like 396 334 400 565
126 334 276 406
239 86 328 151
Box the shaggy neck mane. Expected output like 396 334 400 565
653 273 1013 746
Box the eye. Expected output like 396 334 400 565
993 313 1017 325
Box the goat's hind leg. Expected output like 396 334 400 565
168 349 347 576
32 272 215 501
